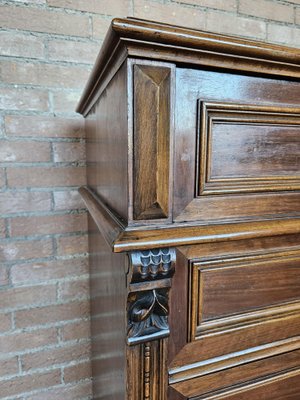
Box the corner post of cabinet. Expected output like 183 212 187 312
126 248 176 400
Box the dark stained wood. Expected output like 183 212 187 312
77 18 300 115
88 215 127 399
133 63 174 220
174 67 300 223
198 369 300 400
78 17 300 400
85 61 129 221
171 341 300 398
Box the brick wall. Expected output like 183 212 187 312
0 0 299 398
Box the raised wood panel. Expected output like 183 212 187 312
132 62 174 221
174 68 300 223
197 102 300 195
190 250 300 338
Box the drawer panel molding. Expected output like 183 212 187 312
197 102 300 195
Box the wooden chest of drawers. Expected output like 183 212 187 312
77 18 300 400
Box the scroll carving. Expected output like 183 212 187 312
127 248 176 345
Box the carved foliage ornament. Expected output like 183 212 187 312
127 248 176 345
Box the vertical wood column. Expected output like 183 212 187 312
126 248 176 400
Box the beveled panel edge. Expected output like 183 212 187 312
197 101 300 195
80 186 300 252
189 249 300 339
192 367 300 400
77 18 300 116
169 336 300 384
130 61 175 222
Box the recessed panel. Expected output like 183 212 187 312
197 102 300 195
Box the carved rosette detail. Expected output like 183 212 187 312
127 248 176 345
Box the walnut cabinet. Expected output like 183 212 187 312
77 18 300 400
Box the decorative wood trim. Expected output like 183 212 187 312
131 62 175 221
189 249 300 340
127 248 176 345
192 368 300 400
77 18 300 116
114 218 300 253
127 321 169 399
80 187 300 253
169 336 300 385
197 102 300 195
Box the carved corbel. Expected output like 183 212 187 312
127 248 176 345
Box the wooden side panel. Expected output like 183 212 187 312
132 62 174 221
85 62 128 221
88 215 127 399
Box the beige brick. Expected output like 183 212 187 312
0 327 57 353
133 0 206 30
2 60 90 89
48 39 99 64
268 24 300 47
0 238 53 262
59 277 89 301
0 266 9 286
176 0 237 11
22 342 90 371
15 300 90 328
0 87 49 111
57 234 88 256
0 140 51 162
61 319 90 342
0 168 5 189
10 213 87 237
0 5 90 37
0 31 45 59
54 190 85 210
0 191 51 215
52 90 82 113
11 256 88 285
48 0 130 15
92 16 111 39
0 356 19 377
0 313 12 333
25 381 92 400
5 115 84 138
53 142 86 162
8 0 45 3
206 11 266 39
0 285 56 311
296 8 300 25
0 369 61 398
7 166 86 188
0 219 5 238
64 360 91 383
239 0 294 23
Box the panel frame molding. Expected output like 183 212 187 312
189 249 300 340
196 101 300 196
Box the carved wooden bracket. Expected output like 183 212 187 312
127 248 176 345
